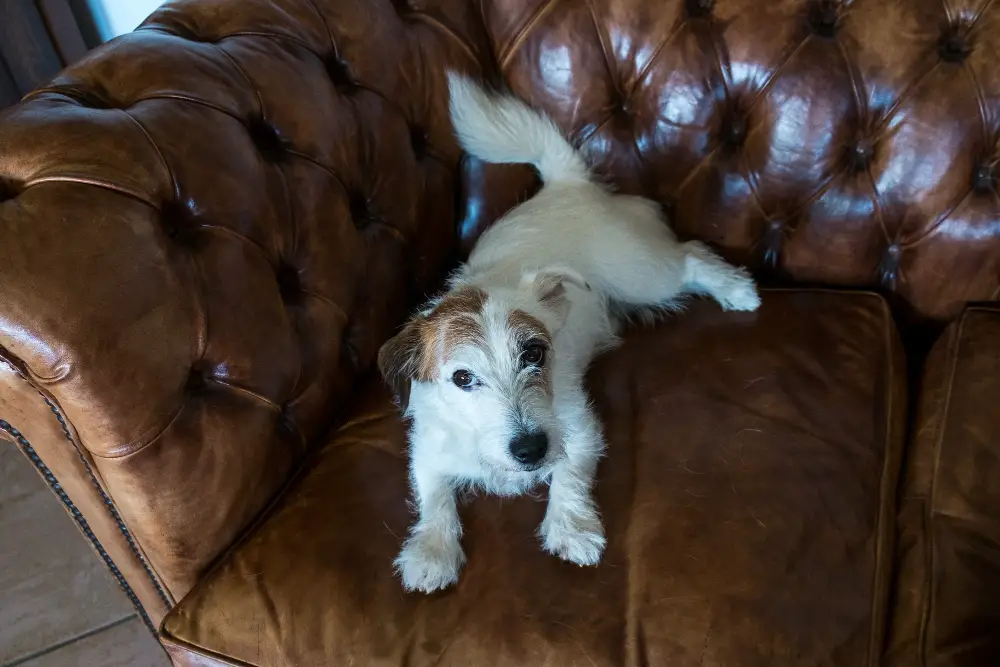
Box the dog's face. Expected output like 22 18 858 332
378 270 585 485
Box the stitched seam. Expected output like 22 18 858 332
0 354 174 610
498 0 561 72
920 310 966 665
0 418 159 636
868 296 901 667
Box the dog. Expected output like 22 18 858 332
377 72 761 593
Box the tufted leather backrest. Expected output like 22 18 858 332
1 0 999 603
470 0 1000 322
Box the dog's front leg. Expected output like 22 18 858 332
539 397 606 566
394 464 465 593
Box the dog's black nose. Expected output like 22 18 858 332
510 431 548 466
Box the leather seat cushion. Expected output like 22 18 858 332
887 306 1000 667
161 289 906 667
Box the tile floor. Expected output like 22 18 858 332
0 440 169 667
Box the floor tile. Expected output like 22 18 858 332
12 618 169 667
0 443 133 664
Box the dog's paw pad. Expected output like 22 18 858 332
720 276 761 312
540 513 606 567
395 533 466 594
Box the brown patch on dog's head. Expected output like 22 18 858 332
508 309 554 395
507 309 551 347
378 286 487 410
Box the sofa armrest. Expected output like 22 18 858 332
0 0 484 621
887 306 1000 666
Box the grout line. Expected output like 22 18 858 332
1 614 137 667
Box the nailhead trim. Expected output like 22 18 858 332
38 396 173 612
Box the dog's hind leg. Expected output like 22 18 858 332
588 200 759 312
680 241 761 311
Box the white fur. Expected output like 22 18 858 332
391 73 760 593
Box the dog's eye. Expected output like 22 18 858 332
452 369 475 389
522 344 546 367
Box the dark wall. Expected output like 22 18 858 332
1 0 90 110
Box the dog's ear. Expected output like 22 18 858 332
521 267 590 321
377 317 426 412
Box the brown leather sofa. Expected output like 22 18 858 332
1 0 998 665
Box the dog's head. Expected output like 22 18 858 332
377 268 588 481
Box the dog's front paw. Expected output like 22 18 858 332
394 530 466 594
540 506 606 567
719 272 761 312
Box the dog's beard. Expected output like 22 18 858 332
468 461 554 497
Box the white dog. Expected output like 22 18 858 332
378 73 760 593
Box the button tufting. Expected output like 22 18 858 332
166 25 213 43
809 4 839 38
973 163 996 193
247 118 285 161
410 126 429 158
850 139 874 170
186 368 208 393
879 243 902 289
724 115 748 146
326 57 359 94
939 29 971 63
0 177 19 202
390 0 416 16
276 264 302 301
161 200 194 241
685 0 714 18
761 219 785 268
64 88 115 110
349 191 374 228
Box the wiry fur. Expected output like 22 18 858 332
378 72 761 593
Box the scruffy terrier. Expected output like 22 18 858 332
378 72 760 593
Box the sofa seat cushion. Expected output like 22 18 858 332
161 290 905 667
887 306 1000 667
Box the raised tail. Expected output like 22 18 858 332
446 71 591 184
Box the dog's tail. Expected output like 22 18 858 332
447 72 590 184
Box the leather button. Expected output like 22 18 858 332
410 126 429 158
161 200 191 241
851 139 874 169
879 244 902 288
810 4 839 37
276 264 302 301
939 30 970 62
761 219 785 268
349 192 374 229
186 368 208 393
974 163 995 193
0 177 18 202
326 58 359 94
725 115 748 146
166 25 213 43
67 88 114 110
686 0 714 18
247 118 284 161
